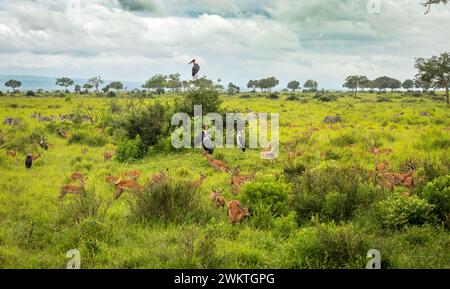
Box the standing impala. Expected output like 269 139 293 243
204 152 229 173
113 179 143 200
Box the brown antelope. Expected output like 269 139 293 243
191 172 206 189
104 151 116 161
113 179 143 199
124 169 141 181
287 150 305 162
369 146 380 155
106 174 120 185
378 160 416 191
6 150 16 157
150 170 169 184
210 188 225 208
379 148 393 155
31 153 41 161
230 167 255 195
204 152 229 173
227 200 250 224
70 172 88 183
59 183 85 199
375 159 389 173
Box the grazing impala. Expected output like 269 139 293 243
71 172 88 183
6 150 16 157
227 200 250 224
191 172 206 189
230 167 255 195
31 153 41 161
59 183 85 199
124 170 142 181
113 179 143 200
210 188 225 208
378 160 416 191
204 152 229 173
106 174 120 185
287 150 305 162
104 151 116 161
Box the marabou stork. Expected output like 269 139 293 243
237 130 246 152
202 126 214 155
189 59 200 80
25 148 33 169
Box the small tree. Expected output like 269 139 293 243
167 73 182 93
109 81 124 92
415 52 450 105
74 84 81 94
143 74 167 94
83 83 93 93
387 78 402 92
56 77 75 92
304 79 318 92
402 79 415 91
88 76 104 93
287 80 300 92
247 80 258 92
4 79 22 92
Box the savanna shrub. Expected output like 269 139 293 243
240 177 291 218
121 102 169 147
58 188 103 225
267 93 279 99
175 87 222 117
116 135 147 162
377 195 435 230
130 176 210 224
330 131 360 147
418 129 450 150
290 164 379 224
282 224 368 269
68 130 107 147
285 95 299 101
283 162 306 181
317 95 337 102
419 175 450 224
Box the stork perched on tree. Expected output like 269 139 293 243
189 59 200 80
237 129 246 152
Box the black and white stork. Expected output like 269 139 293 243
237 130 246 152
202 126 214 155
189 59 200 80
25 148 33 169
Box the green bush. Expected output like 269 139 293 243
121 102 169 147
240 177 291 218
68 130 107 147
282 224 368 269
130 176 210 224
377 195 435 230
290 165 378 224
116 135 147 162
175 87 222 117
419 175 450 225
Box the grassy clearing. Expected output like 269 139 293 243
0 91 449 268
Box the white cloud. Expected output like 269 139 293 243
0 0 449 89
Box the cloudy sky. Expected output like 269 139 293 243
0 0 449 89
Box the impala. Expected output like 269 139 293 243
191 172 206 189
227 200 250 224
204 152 229 173
230 167 255 195
59 183 85 199
210 188 225 208
71 172 87 183
378 160 416 190
104 151 116 161
124 169 141 181
6 150 16 157
113 179 143 200
105 174 120 185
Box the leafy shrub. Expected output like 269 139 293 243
418 129 450 150
282 224 368 269
377 195 435 230
377 96 392 102
419 175 450 225
317 95 337 102
116 135 147 162
58 188 104 225
240 177 291 218
106 91 117 98
68 130 107 147
121 102 169 147
239 94 251 99
175 87 222 117
267 93 279 99
26 90 35 97
290 165 379 224
286 95 299 101
330 132 360 147
283 162 306 181
130 176 210 224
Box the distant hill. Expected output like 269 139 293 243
0 75 142 91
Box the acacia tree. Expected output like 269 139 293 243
83 83 93 93
56 77 74 92
88 76 104 93
109 81 124 92
402 79 415 91
423 0 448 13
287 80 300 92
415 52 450 105
142 74 167 94
343 75 369 97
4 79 22 92
387 78 402 92
304 79 318 92
247 80 258 92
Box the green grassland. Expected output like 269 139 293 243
0 91 449 268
